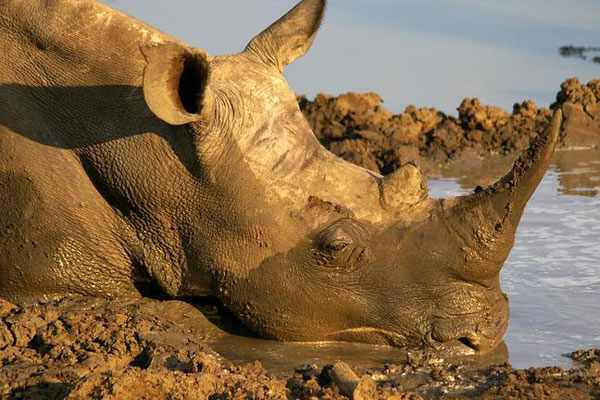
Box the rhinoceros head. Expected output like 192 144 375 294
138 0 561 354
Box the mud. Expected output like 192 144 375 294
299 78 600 175
1 298 599 399
0 298 287 400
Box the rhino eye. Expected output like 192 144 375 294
318 227 353 254
315 220 372 270
325 237 351 252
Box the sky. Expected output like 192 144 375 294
102 0 599 114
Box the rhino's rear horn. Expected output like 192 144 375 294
244 0 326 71
141 42 210 125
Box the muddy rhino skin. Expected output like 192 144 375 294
0 0 562 354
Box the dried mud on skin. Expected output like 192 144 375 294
299 78 600 176
1 298 599 400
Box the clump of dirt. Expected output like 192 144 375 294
298 92 426 174
299 78 600 175
1 298 599 399
367 349 600 399
553 78 600 107
551 78 600 148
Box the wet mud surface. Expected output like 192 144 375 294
1 298 599 399
3 78 600 399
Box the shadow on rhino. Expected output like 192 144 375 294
0 0 563 355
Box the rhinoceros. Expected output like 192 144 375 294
0 0 562 354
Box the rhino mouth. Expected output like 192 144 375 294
429 336 490 356
427 316 510 355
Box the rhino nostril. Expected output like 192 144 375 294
457 337 480 351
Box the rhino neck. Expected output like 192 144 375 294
0 1 203 297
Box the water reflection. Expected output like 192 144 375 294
554 149 600 197
435 148 600 198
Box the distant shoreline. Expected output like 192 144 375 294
560 45 600 64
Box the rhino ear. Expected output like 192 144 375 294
141 42 210 125
244 0 326 71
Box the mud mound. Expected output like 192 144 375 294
299 78 599 174
552 78 600 148
1 298 599 399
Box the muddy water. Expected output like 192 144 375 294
182 301 509 373
430 148 600 368
187 301 411 372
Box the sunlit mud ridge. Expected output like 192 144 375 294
299 78 600 175
2 298 599 400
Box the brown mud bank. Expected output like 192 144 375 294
299 78 600 175
1 298 599 400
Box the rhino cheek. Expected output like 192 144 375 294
220 255 330 341
222 246 381 342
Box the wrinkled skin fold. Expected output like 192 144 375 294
0 0 563 355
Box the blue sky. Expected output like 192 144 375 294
103 0 599 114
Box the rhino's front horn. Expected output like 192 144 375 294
444 110 562 281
